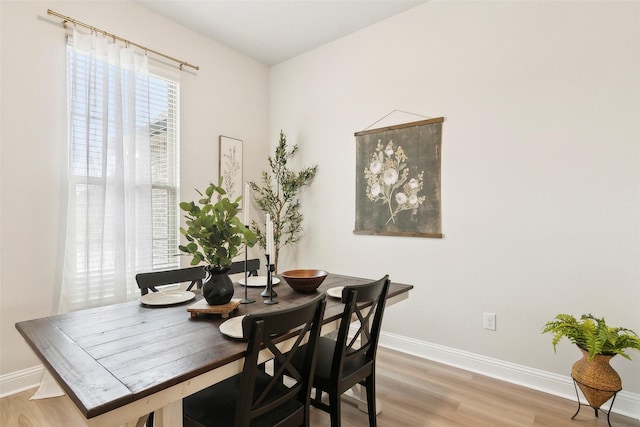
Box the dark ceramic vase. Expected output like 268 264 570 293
202 265 234 305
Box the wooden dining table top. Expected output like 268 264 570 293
15 273 412 422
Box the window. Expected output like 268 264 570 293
149 75 180 270
61 32 179 311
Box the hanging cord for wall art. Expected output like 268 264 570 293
47 9 199 71
363 110 432 131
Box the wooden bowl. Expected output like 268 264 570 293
281 269 328 293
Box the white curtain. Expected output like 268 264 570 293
59 29 154 313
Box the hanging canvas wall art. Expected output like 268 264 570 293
354 118 443 238
219 136 243 204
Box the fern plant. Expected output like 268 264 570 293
543 314 640 360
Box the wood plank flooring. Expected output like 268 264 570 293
2 347 638 427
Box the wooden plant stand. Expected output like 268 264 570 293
571 378 620 427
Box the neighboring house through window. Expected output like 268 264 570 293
149 77 180 271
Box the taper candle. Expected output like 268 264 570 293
270 221 275 258
265 214 271 255
268 220 274 259
269 218 274 257
243 183 249 224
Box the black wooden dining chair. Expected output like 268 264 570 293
135 266 206 295
135 259 260 296
227 258 260 276
294 275 390 427
183 294 327 427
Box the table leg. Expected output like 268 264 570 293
115 419 146 427
342 385 382 414
153 400 182 427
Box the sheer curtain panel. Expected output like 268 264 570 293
60 29 153 312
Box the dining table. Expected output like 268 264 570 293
15 272 413 427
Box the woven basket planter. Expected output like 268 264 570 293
571 347 622 409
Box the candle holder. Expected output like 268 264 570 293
260 270 278 298
240 243 254 304
262 254 278 305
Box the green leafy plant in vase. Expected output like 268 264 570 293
248 130 317 273
179 178 257 305
542 313 640 410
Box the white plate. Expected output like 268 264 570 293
140 290 195 306
238 276 280 287
220 315 246 339
327 286 344 299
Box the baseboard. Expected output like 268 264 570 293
0 365 44 398
379 331 640 421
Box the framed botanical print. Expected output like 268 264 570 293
354 118 444 238
219 135 243 203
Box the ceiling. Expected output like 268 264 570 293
136 1 427 66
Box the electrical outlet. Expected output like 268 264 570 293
484 312 496 331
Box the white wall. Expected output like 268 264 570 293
0 0 270 391
270 0 640 402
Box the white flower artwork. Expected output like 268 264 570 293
355 118 444 237
365 139 424 226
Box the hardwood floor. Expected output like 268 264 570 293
2 347 638 427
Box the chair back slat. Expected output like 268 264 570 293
135 266 205 295
227 258 260 276
136 259 260 296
